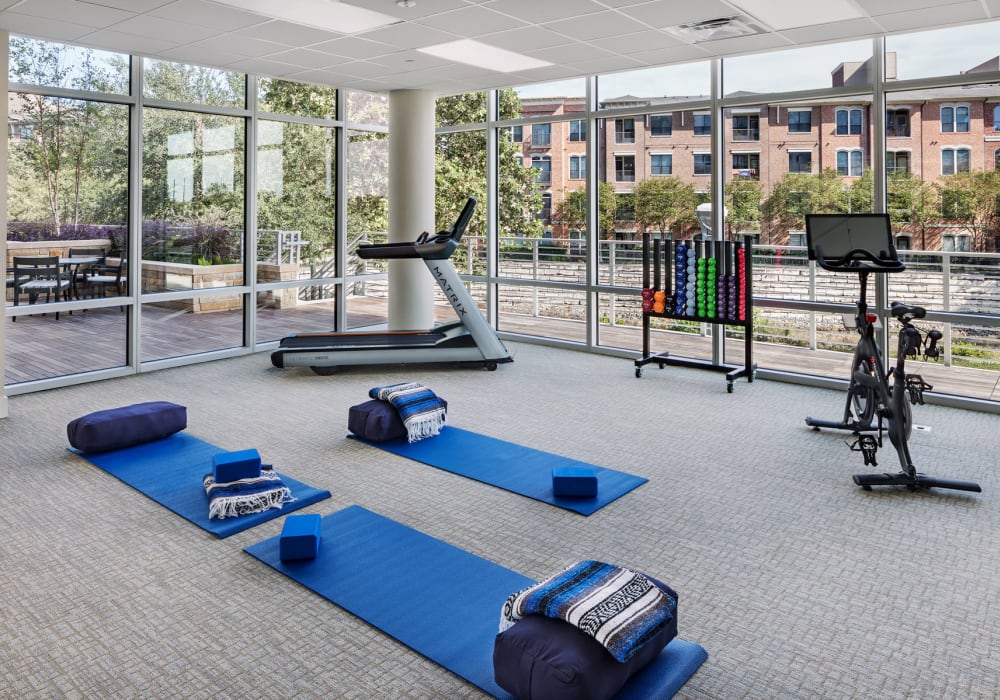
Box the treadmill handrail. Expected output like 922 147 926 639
357 197 477 261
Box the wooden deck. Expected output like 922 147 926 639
5 296 1000 402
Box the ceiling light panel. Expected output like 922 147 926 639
211 0 401 34
418 39 552 72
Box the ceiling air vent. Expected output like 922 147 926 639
665 15 767 42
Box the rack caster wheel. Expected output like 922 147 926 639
635 368 642 378
727 382 734 393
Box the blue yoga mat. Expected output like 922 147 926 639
72 432 331 538
351 427 647 515
244 505 707 699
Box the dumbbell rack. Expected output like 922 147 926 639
634 234 756 393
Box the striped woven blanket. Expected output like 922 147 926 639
369 382 447 442
499 560 677 663
203 464 294 519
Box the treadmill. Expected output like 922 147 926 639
270 197 513 374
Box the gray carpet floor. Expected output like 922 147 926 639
1 341 997 699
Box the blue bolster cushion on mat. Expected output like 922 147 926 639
348 398 447 443
67 401 187 454
493 577 678 700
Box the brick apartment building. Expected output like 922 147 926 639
513 55 1000 252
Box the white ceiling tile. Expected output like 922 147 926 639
310 36 396 60
9 0 133 28
477 25 574 53
567 54 645 74
336 59 400 79
341 0 467 21
875 2 988 32
80 0 172 10
778 18 883 45
76 28 181 55
0 11 93 41
110 14 219 43
368 49 451 71
230 56 301 76
266 47 351 70
621 0 741 29
485 0 606 25
237 20 342 46
856 0 965 14
191 33 287 58
150 0 268 32
358 21 459 49
543 11 647 41
628 44 713 66
417 6 526 36
586 29 682 54
159 43 244 69
526 41 615 65
696 31 794 56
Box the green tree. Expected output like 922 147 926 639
762 169 848 242
633 177 699 238
8 37 125 233
725 177 763 239
887 172 937 249
935 170 1000 251
552 182 618 239
434 90 542 238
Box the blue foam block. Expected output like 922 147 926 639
213 448 262 483
280 513 322 561
552 466 598 498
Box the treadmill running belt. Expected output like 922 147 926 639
279 331 447 350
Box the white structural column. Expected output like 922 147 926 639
387 90 435 330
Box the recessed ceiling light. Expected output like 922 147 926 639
396 0 416 7
212 0 401 34
418 39 552 73
730 0 864 30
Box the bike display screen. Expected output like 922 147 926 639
805 214 896 264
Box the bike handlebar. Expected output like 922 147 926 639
813 244 906 273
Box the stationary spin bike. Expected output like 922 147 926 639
804 214 981 493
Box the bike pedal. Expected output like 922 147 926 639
849 434 879 466
905 374 931 405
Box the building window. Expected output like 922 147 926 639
836 107 862 135
788 109 811 133
694 152 711 175
538 192 552 223
788 151 812 173
732 114 759 141
942 147 971 175
615 154 635 182
615 118 635 143
942 234 971 252
887 151 911 174
789 232 807 247
650 154 672 176
732 152 759 177
995 148 1000 170
693 113 711 136
836 149 863 176
895 235 911 251
941 104 970 133
504 125 523 142
530 123 551 146
569 154 586 179
994 105 1000 131
531 155 551 183
886 108 910 137
650 114 672 136
569 120 586 142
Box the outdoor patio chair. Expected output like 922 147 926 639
11 255 72 320
67 247 107 299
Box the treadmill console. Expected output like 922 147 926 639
357 197 477 261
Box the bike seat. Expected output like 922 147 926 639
890 301 925 320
